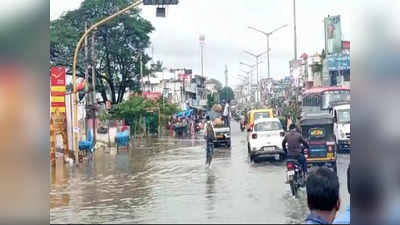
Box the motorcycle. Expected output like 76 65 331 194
286 159 305 197
195 122 201 133
240 121 245 132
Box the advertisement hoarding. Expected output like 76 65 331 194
324 15 342 54
327 53 350 71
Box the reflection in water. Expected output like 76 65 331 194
50 124 349 224
205 169 216 220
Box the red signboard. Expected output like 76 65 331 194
51 102 66 107
342 41 350 50
143 92 161 100
178 73 191 80
50 66 66 86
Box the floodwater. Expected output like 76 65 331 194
50 122 350 224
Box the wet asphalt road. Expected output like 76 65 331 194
50 122 350 224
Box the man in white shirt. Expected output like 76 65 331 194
223 101 231 127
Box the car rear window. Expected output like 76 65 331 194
254 112 271 120
254 121 282 132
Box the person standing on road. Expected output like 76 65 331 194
282 124 309 174
223 101 231 127
204 116 216 161
305 167 341 224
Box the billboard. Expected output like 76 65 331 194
324 15 342 54
327 53 350 71
50 66 66 112
143 92 161 100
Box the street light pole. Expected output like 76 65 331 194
293 0 298 60
248 24 288 79
72 0 143 162
243 51 266 103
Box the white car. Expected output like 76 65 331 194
247 118 286 161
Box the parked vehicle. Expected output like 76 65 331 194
247 118 285 162
330 102 351 152
300 112 337 173
246 108 275 131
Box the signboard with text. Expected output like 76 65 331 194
143 92 162 100
327 53 350 71
143 0 178 5
50 66 66 112
324 15 342 54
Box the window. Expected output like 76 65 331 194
254 121 282 132
254 112 271 120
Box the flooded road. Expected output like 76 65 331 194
50 122 350 224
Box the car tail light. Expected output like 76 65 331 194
327 145 333 153
287 162 294 170
252 133 257 139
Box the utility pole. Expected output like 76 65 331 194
293 0 297 60
293 0 299 121
225 65 228 87
248 24 287 79
243 51 266 103
200 35 205 78
140 53 144 95
84 22 89 138
91 32 96 146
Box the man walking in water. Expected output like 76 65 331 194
204 116 216 166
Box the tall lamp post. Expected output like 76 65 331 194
200 34 205 78
240 62 259 102
243 50 266 103
248 24 288 79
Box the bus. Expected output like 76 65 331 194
301 86 350 115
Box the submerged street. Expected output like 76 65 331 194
50 122 349 224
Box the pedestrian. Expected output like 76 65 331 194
305 167 341 224
223 101 231 127
333 164 350 224
204 115 216 164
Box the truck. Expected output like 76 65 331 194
330 102 351 152
206 106 231 148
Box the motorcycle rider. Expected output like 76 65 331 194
282 123 309 178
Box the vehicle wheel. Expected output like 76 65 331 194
249 153 254 162
333 162 338 173
227 141 231 148
289 180 298 197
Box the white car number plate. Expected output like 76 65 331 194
263 146 274 151
287 170 295 176
274 154 280 160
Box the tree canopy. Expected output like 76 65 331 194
218 86 235 103
50 0 155 105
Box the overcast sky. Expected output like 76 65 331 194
50 0 353 88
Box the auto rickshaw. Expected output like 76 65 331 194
300 112 337 173
246 108 274 131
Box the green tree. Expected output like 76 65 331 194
109 95 179 134
207 78 223 91
219 86 235 103
207 93 218 109
50 0 155 105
